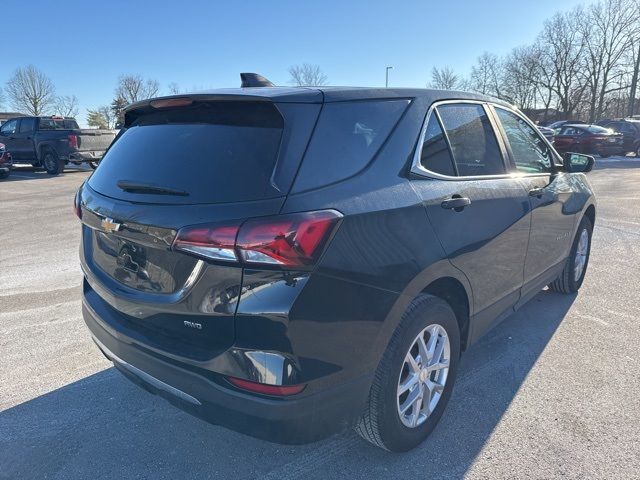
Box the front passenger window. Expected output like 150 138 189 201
494 108 552 174
0 119 17 135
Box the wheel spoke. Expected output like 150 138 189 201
405 352 420 374
400 383 423 414
425 329 439 360
398 372 418 396
427 358 449 372
416 335 429 365
428 334 446 368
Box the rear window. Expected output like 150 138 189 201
292 100 409 192
88 102 284 204
39 118 80 129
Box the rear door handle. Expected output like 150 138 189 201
441 196 471 211
529 187 545 197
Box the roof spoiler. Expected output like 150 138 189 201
240 73 275 88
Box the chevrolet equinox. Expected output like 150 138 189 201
77 78 596 452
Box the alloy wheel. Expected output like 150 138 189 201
574 228 589 282
397 324 450 428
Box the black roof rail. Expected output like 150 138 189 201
240 73 275 88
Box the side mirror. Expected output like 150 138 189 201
563 152 594 173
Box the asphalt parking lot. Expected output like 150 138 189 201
1 159 639 479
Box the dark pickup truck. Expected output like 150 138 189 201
0 116 116 175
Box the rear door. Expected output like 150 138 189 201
410 101 530 339
490 106 575 302
13 118 37 160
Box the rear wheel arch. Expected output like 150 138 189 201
377 262 473 360
584 204 596 227
38 144 54 160
421 277 470 352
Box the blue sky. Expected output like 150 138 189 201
1 0 584 124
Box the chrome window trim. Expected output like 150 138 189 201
411 99 561 181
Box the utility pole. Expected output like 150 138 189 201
385 66 393 88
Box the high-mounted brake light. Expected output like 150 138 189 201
226 376 305 396
172 210 342 267
150 98 194 109
68 134 78 149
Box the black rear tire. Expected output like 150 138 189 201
356 294 460 452
548 215 593 294
42 149 64 175
0 171 9 179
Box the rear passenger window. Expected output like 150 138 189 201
293 100 409 192
436 104 505 176
419 114 456 176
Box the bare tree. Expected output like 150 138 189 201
54 95 79 118
502 46 541 111
0 87 5 109
469 52 503 97
115 74 160 103
625 0 640 116
429 66 465 90
5 65 56 115
288 64 328 86
168 82 181 95
580 0 636 121
538 9 588 118
98 105 115 128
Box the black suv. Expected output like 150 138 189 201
599 119 640 156
77 84 596 452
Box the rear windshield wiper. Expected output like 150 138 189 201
117 180 189 196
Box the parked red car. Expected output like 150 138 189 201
0 143 12 179
553 124 623 157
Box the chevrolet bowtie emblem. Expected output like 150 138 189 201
101 217 121 233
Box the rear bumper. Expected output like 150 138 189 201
69 151 105 161
82 292 373 444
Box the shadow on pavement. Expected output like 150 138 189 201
0 290 575 480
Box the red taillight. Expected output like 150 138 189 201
172 223 240 262
68 134 78 149
74 190 82 219
172 210 342 267
237 211 341 266
226 376 306 396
